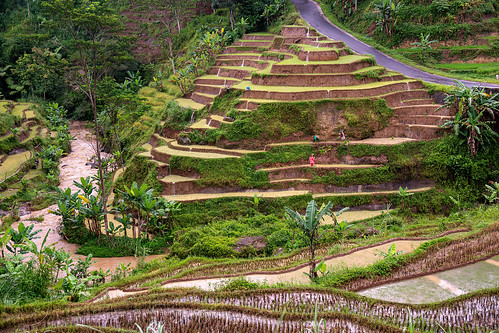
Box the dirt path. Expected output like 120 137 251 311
12 122 158 273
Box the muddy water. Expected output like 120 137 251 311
11 122 159 273
163 240 422 290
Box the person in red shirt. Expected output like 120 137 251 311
309 153 315 167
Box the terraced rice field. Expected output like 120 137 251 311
0 151 31 181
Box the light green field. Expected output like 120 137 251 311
279 54 370 65
0 151 31 180
176 98 205 110
154 145 239 159
0 100 34 118
295 43 332 52
232 78 414 92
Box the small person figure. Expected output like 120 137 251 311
313 134 320 142
309 153 316 167
339 130 346 141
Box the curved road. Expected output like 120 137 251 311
291 0 499 89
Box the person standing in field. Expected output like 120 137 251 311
309 153 315 167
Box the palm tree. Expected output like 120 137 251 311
285 200 333 279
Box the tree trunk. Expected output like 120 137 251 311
310 238 317 279
89 93 110 239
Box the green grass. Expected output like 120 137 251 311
433 62 499 74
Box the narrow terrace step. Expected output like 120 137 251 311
251 72 404 87
393 104 451 116
395 115 452 126
188 118 217 130
263 137 417 150
242 34 275 40
239 80 422 101
160 175 199 195
151 133 174 147
280 26 319 37
208 67 251 80
195 77 239 86
168 140 262 156
193 84 225 95
269 178 310 183
215 59 269 70
374 124 447 140
401 99 435 106
216 55 262 61
233 40 272 48
259 164 379 171
312 185 434 198
206 115 234 128
272 179 434 193
222 46 260 54
383 90 431 107
176 98 205 110
163 190 310 202
304 40 345 49
151 145 239 164
237 89 432 110
260 164 379 181
191 92 215 105
162 185 434 202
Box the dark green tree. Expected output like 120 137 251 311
42 0 132 237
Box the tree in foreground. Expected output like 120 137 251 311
42 0 132 237
285 200 332 279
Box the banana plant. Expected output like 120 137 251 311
285 200 333 279
0 227 12 258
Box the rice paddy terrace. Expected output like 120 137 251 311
0 101 53 196
82 25 499 333
139 25 457 205
2 225 498 332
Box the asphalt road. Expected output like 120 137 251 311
290 0 499 88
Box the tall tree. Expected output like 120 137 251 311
42 0 131 237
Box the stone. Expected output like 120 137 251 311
233 236 267 253
177 135 192 145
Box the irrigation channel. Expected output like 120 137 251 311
12 122 160 273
